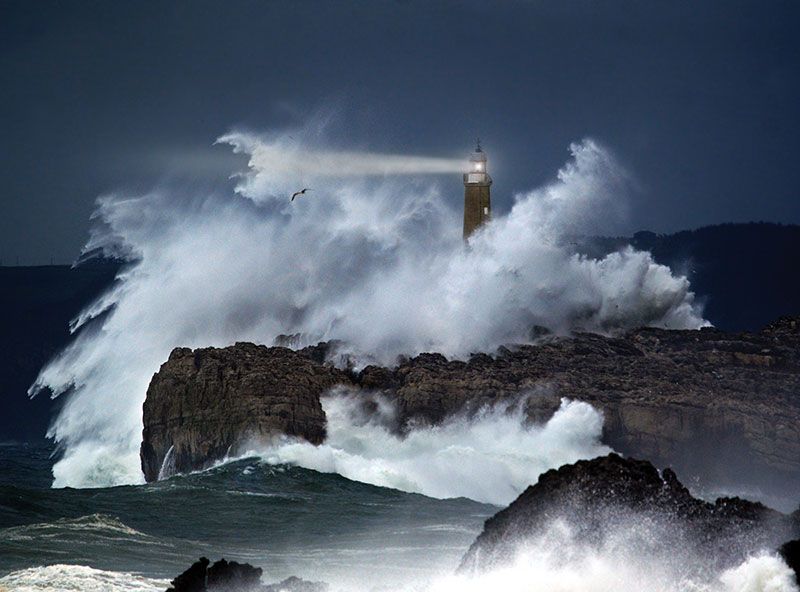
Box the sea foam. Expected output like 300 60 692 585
253 393 611 506
428 548 798 592
0 564 167 592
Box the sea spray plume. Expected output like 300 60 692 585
426 524 800 592
30 131 706 488
251 394 611 506
453 451 800 591
223 133 705 351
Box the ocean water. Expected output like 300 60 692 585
0 442 495 591
2 441 798 592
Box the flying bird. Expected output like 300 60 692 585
291 188 311 201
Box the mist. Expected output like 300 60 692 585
30 127 707 488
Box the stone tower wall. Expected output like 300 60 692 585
463 183 491 239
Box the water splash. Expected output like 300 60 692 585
253 394 612 506
429 546 798 592
156 445 175 481
30 128 706 488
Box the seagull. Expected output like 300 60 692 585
290 188 311 201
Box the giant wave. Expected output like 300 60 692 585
29 123 706 488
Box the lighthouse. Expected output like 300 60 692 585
463 140 492 239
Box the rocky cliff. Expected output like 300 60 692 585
375 316 800 496
141 343 349 481
459 454 800 576
141 318 800 493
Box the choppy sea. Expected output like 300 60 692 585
0 442 495 591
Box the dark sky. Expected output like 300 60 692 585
2 0 799 263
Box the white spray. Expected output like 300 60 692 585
253 394 611 506
428 530 799 592
30 127 707 488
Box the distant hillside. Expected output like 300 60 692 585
0 262 120 441
584 222 800 331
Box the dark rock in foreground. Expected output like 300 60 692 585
141 317 800 495
167 557 262 591
165 557 327 592
459 454 800 576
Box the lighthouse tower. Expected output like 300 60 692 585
463 140 492 239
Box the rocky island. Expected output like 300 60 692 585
141 317 800 498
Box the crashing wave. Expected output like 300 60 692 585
0 564 167 592
252 394 611 505
29 130 706 488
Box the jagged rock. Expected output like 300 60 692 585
381 320 800 496
207 559 263 591
459 454 800 574
141 318 800 494
167 557 209 592
141 343 350 481
165 558 327 592
166 557 262 592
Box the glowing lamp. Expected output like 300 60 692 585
465 142 489 184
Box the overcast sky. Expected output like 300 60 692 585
1 0 799 263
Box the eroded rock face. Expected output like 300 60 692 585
374 318 800 496
141 318 800 491
141 343 350 482
459 454 800 575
